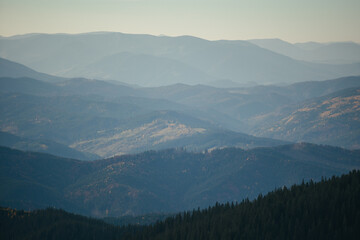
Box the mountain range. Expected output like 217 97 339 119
0 76 286 158
1 32 360 237
249 38 360 64
1 32 360 86
1 57 360 157
0 57 65 83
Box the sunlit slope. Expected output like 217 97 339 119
252 87 360 148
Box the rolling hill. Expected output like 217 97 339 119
2 170 360 239
0 88 286 157
1 144 359 217
1 74 359 152
1 58 359 153
140 76 360 133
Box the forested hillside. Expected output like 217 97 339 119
1 144 360 216
1 170 359 240
136 170 360 240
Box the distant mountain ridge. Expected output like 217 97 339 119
61 52 214 86
1 32 360 86
0 57 66 82
248 38 360 64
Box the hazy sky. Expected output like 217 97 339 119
0 0 359 43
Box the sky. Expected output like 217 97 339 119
0 0 359 43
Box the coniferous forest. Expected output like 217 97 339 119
1 170 359 240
